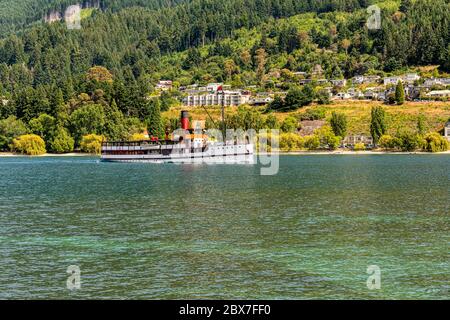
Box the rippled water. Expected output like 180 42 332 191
0 155 448 299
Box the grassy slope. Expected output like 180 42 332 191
164 101 450 135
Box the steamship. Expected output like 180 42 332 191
101 110 255 163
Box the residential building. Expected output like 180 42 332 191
364 89 379 100
292 71 308 77
384 76 402 86
334 92 351 100
403 73 420 84
353 75 381 84
182 91 250 107
423 78 450 88
343 135 374 148
347 88 363 99
330 79 347 87
426 90 450 99
249 97 274 106
299 79 313 85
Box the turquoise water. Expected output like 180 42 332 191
0 155 448 299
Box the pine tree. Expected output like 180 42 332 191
370 106 387 145
330 112 348 138
395 81 405 105
145 99 164 138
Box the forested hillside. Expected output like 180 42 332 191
0 0 449 153
0 0 186 35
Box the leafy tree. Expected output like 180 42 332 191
50 127 74 153
183 48 202 70
28 113 56 147
69 104 106 145
315 126 341 150
80 134 104 155
0 116 28 150
86 66 113 83
417 115 426 135
370 106 387 145
424 133 449 152
330 112 347 138
397 131 421 151
281 116 298 133
316 90 331 105
379 135 395 150
267 95 284 111
265 114 280 129
12 134 46 155
284 85 314 111
304 135 320 150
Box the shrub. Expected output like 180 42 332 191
424 133 449 153
80 134 104 154
354 143 365 151
50 128 74 153
281 116 298 133
300 108 326 121
129 133 148 141
315 126 342 150
397 132 421 152
12 134 46 155
330 112 347 138
304 135 320 150
280 133 304 151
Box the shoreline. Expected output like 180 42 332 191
0 152 95 157
1 150 449 157
275 150 450 155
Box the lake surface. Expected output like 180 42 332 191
0 155 448 299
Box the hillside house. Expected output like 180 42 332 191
330 79 347 87
384 76 402 86
426 90 450 99
343 135 374 148
155 80 173 91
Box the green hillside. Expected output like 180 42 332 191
0 0 186 35
0 0 449 153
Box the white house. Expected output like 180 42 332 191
444 122 450 141
334 92 351 100
384 76 402 86
330 79 347 87
353 75 381 84
403 73 420 84
155 80 173 91
249 97 274 106
426 90 450 98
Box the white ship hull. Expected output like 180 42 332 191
101 143 255 164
